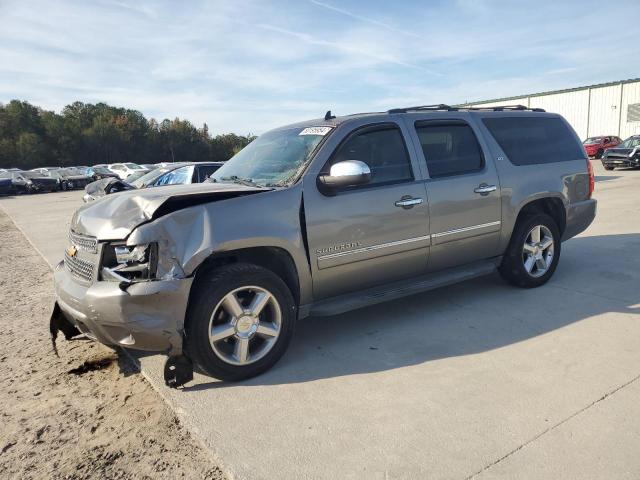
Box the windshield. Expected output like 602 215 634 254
583 137 602 144
210 126 332 187
619 137 640 148
60 168 81 176
125 163 143 169
130 167 173 188
93 167 111 174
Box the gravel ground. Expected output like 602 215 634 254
0 210 225 479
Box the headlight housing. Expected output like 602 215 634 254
101 242 158 282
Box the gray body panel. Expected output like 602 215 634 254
54 109 596 355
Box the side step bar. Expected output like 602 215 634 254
308 259 499 317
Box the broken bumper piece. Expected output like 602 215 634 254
52 260 193 363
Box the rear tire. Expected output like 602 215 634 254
185 263 296 381
499 213 561 288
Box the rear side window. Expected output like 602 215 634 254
415 122 484 178
483 116 585 165
329 125 413 186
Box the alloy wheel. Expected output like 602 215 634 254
208 286 282 366
522 225 554 278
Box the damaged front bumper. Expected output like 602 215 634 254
52 260 193 355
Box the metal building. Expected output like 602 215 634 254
461 78 640 140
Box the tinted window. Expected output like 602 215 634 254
329 126 413 186
415 122 484 177
197 165 220 182
483 116 585 165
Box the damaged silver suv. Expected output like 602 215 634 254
51 105 596 387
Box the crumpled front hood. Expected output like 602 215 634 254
85 177 134 198
71 182 271 240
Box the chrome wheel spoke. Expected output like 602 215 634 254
524 255 536 273
249 291 272 317
256 322 279 338
234 337 250 364
523 243 536 254
540 236 553 250
535 257 546 271
210 323 235 342
222 293 244 318
530 226 541 243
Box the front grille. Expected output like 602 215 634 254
69 230 98 253
64 250 95 282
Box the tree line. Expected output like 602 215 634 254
0 100 256 170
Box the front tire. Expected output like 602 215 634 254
499 213 561 288
603 165 614 171
595 148 604 159
185 263 296 381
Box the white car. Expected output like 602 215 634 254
107 163 148 180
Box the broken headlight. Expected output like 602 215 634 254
101 242 158 282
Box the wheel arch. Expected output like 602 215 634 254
189 246 302 308
515 196 567 236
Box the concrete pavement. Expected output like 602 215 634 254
1 161 639 479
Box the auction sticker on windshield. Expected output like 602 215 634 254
299 126 333 136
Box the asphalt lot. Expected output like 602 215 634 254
1 161 639 480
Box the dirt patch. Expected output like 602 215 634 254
0 211 225 479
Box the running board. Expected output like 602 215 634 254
308 259 499 317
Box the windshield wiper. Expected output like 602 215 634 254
219 175 265 188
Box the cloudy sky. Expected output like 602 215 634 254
1 0 639 134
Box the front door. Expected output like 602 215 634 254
406 117 502 272
304 123 430 300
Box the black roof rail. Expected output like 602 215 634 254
388 104 454 114
388 104 546 113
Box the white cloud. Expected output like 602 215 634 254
0 0 639 133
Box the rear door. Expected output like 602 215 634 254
405 115 502 272
304 122 430 300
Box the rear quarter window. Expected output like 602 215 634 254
483 116 585 165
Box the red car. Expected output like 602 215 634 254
583 136 622 158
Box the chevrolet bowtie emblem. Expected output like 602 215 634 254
66 245 78 258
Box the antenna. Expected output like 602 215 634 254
324 110 336 121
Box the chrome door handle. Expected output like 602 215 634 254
395 197 423 209
474 184 497 195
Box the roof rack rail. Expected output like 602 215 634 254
388 104 454 114
388 104 546 113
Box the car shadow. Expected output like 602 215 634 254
177 233 640 392
595 175 621 182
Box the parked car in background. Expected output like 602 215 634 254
0 170 58 193
601 135 640 170
86 166 120 181
583 136 622 158
83 162 223 202
108 163 148 179
0 174 12 195
141 163 159 170
47 168 93 190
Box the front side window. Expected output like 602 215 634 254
326 125 413 187
415 122 484 178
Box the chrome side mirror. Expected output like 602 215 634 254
318 160 371 189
